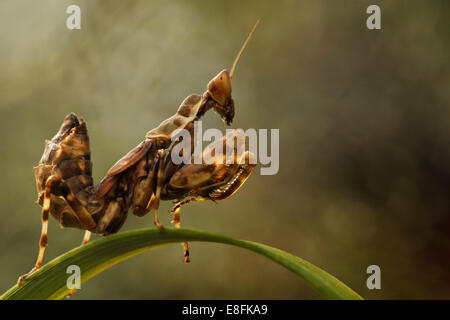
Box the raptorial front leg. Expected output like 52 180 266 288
170 197 208 214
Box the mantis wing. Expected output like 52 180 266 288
96 139 154 197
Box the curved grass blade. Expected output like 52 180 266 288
1 228 362 300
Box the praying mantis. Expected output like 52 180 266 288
18 19 260 286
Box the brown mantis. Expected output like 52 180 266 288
18 19 260 286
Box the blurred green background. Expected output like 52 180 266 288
1 0 449 299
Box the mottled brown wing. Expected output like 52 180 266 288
106 139 154 177
95 139 154 198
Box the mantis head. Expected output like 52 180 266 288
207 69 234 125
206 18 260 126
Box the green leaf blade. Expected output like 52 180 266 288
1 228 362 300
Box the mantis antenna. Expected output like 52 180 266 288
230 18 261 79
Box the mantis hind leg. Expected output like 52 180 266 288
17 176 56 286
18 174 98 286
170 197 209 215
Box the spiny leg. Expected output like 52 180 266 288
170 197 209 214
17 178 53 286
81 230 91 245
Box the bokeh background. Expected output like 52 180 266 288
0 0 449 299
